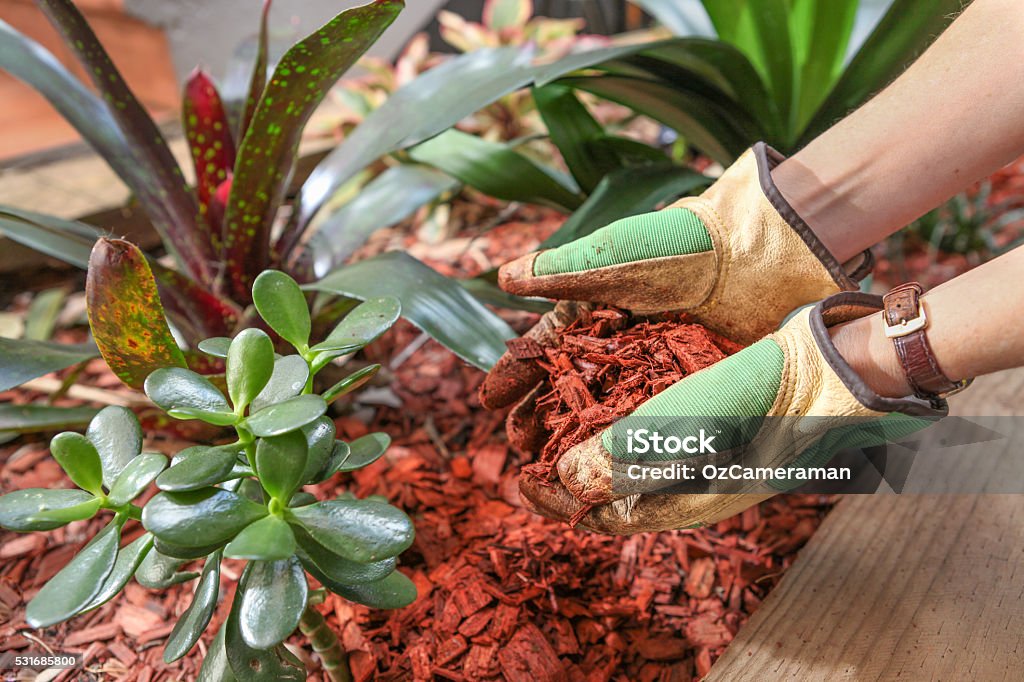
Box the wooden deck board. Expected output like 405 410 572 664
707 368 1024 681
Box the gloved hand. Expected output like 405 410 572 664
514 292 946 534
495 142 869 350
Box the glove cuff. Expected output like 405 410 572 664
810 291 948 417
754 142 873 288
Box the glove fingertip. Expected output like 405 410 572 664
498 252 542 295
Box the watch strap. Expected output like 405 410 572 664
882 282 970 404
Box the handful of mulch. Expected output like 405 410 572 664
490 304 745 484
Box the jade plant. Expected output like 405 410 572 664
0 269 414 681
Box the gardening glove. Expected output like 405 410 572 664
517 292 947 535
480 142 870 412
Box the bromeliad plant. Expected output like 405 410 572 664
0 268 414 681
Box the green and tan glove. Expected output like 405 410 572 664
517 292 946 535
480 142 870 412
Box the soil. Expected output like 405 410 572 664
0 203 835 681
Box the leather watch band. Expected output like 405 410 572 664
882 282 969 404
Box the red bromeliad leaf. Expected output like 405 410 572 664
184 69 237 254
36 0 211 284
221 0 404 303
240 0 272 140
150 262 241 343
86 239 188 389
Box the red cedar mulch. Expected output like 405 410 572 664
0 208 834 681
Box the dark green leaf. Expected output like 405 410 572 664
82 532 154 611
533 84 606 193
37 0 206 277
337 433 390 473
312 164 458 272
221 1 403 300
239 557 308 649
311 297 401 355
142 488 267 548
50 432 104 495
323 365 380 404
26 521 120 627
410 129 581 212
107 453 166 506
164 551 222 663
225 515 296 561
319 568 417 610
226 328 275 411
245 394 327 437
225 566 306 681
0 206 98 269
198 623 238 682
251 356 310 414
252 270 312 349
198 337 232 358
86 406 143 489
158 445 244 492
542 164 711 248
287 498 413 563
800 0 962 145
308 252 515 370
86 239 188 389
312 441 350 484
0 405 99 439
255 431 307 502
153 537 227 560
294 525 395 584
300 417 336 485
145 367 236 425
0 337 96 393
135 547 200 588
0 489 98 532
459 277 554 314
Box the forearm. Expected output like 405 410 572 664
831 246 1024 398
772 0 1024 262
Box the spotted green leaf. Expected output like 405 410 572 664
86 239 187 389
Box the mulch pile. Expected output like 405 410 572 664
503 307 745 491
0 205 835 681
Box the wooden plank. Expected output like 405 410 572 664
708 367 1024 681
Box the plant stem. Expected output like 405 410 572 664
299 602 351 682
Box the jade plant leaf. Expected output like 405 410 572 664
309 252 515 370
86 238 187 389
153 538 229 561
145 367 236 425
225 566 306 681
0 337 97 393
198 623 238 682
294 525 395 585
86 406 143 489
226 328 275 411
50 432 104 496
314 566 417 610
135 547 200 588
143 488 267 548
26 521 121 627
323 364 380 404
221 1 403 301
238 557 308 649
82 532 154 611
311 297 401 355
157 445 244 492
251 356 310 414
106 453 167 506
287 498 413 563
255 431 308 501
197 337 232 359
0 489 98 532
336 432 391 473
225 515 296 561
245 394 327 437
252 270 312 349
300 417 336 485
313 441 351 483
164 551 222 663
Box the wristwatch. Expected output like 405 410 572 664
882 282 971 407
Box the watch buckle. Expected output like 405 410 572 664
883 307 927 338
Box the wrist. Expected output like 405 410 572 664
829 313 912 399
